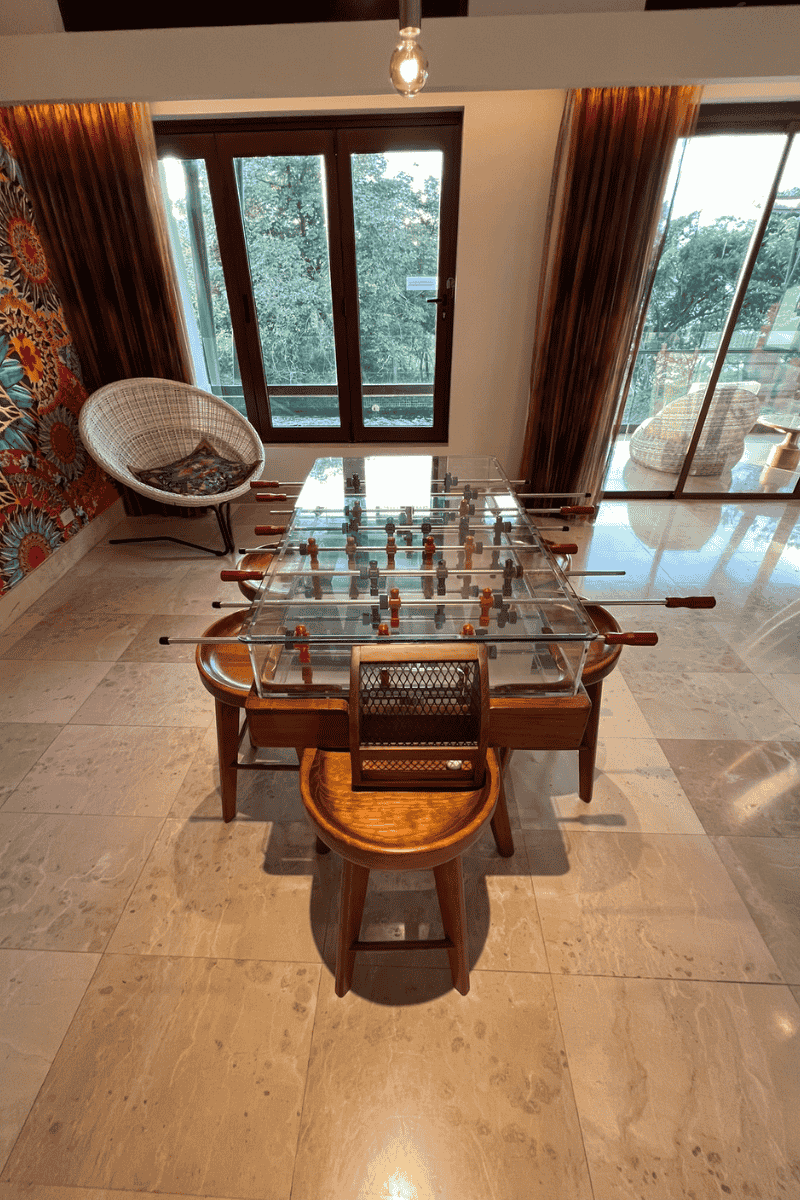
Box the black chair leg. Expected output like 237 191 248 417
110 502 234 557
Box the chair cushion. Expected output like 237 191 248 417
131 438 258 496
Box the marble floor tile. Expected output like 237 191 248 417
658 739 800 836
69 662 214 728
4 725 205 817
0 614 42 657
1 954 319 1199
588 669 654 739
553 975 800 1200
712 835 800 985
754 671 800 721
168 725 305 823
0 726 62 804
106 817 334 963
28 563 194 619
119 613 219 662
1 612 148 663
631 670 800 741
526 830 783 982
0 812 162 952
0 661 113 725
509 739 706 835
0 950 100 1170
614 611 746 682
290 967 593 1200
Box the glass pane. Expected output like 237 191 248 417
351 150 443 428
235 155 340 429
603 133 787 493
692 135 800 495
159 157 245 414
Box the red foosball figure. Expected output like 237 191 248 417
480 587 493 627
389 587 401 628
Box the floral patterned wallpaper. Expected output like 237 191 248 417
0 112 118 597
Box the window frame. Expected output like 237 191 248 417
155 112 462 444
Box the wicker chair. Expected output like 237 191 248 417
629 381 761 477
79 378 265 555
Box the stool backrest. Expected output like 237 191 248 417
349 643 490 790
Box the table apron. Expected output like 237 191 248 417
244 689 591 751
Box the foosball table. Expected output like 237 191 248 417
164 454 715 823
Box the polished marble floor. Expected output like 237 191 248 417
0 495 799 1200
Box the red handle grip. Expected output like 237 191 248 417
665 596 716 608
605 632 659 646
545 543 579 555
255 493 288 502
249 479 280 489
220 569 264 582
561 505 595 516
254 525 286 535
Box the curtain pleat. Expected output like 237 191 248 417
520 86 701 504
3 102 192 394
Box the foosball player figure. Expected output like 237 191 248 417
461 622 475 638
436 560 448 596
389 587 401 629
422 535 435 565
307 537 319 568
464 535 475 570
294 625 313 685
349 575 359 600
346 536 357 565
503 559 515 597
386 536 397 569
480 586 493 627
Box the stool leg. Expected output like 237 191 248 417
215 698 240 823
336 860 370 997
490 760 515 857
433 857 470 995
579 681 603 804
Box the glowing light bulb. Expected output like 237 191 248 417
389 0 428 97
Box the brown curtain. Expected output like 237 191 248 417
520 86 701 504
3 102 192 394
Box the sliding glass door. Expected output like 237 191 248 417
604 106 800 500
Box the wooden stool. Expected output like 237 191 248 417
299 644 510 997
578 603 623 803
195 611 294 822
235 550 274 603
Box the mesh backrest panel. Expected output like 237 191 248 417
359 658 482 747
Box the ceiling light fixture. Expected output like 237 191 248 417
389 0 428 98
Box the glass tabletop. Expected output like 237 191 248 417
241 455 596 698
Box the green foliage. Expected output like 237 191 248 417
167 152 441 395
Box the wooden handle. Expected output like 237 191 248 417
255 493 288 502
249 479 280 488
254 525 286 535
560 505 595 516
545 543 579 555
665 596 716 608
220 569 263 581
605 632 658 646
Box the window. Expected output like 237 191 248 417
604 103 800 499
156 114 462 443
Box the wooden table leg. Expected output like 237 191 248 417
578 681 602 804
215 698 241 823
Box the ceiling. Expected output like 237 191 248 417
55 0 467 30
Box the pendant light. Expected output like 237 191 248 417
389 0 429 97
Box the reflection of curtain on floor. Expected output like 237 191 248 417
520 86 701 505
3 102 192 394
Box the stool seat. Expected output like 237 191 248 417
301 747 501 871
195 610 253 704
582 603 622 685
